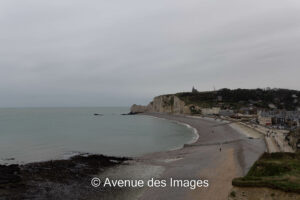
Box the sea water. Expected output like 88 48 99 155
0 107 195 164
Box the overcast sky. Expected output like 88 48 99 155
0 0 300 107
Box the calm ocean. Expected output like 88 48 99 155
0 107 196 164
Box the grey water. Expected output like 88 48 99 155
0 107 196 164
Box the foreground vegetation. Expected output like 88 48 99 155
232 153 300 193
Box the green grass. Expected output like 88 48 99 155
173 88 300 110
230 191 236 197
232 153 300 193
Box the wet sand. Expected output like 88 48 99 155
137 113 266 200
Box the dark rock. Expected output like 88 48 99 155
121 112 139 115
0 154 130 199
3 157 15 161
0 164 21 187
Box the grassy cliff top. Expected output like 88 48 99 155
172 88 300 110
232 152 300 193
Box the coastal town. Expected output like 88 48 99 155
131 88 300 152
129 88 300 199
203 97 300 153
197 104 300 154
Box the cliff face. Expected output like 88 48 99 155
130 104 149 114
130 95 191 114
130 94 221 115
131 88 300 115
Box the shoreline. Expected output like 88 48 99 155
136 113 266 200
0 114 198 166
146 114 200 147
0 113 266 200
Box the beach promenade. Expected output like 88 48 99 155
138 113 266 200
235 122 294 153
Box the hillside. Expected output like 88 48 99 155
130 88 300 115
175 88 300 111
232 152 300 193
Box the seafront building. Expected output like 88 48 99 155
258 110 300 128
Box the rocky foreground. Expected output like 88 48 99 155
0 154 129 200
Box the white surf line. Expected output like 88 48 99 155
144 115 199 145
142 114 200 153
173 120 199 144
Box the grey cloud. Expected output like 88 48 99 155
0 0 300 107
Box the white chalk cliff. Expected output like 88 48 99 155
131 94 221 115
